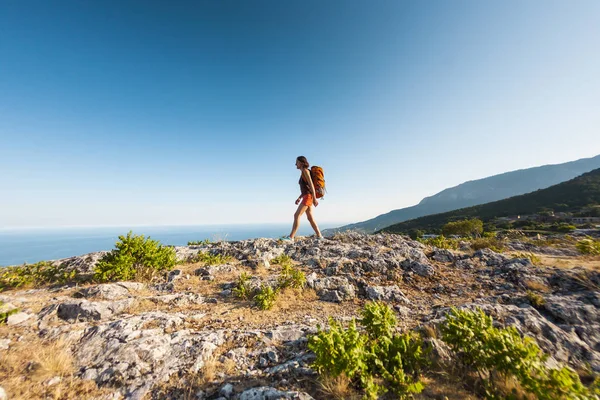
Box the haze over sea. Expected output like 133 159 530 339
0 223 342 267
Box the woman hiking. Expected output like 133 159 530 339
282 156 324 242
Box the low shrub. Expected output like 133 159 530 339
93 231 176 282
254 285 278 310
360 301 397 339
278 264 306 289
309 302 426 399
0 261 79 291
195 251 231 265
417 235 460 250
555 223 577 233
232 272 253 300
469 237 505 252
271 254 293 266
576 237 600 255
232 261 306 309
513 252 542 265
441 307 593 399
187 239 211 246
309 304 596 399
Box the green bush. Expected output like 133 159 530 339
417 235 460 250
195 251 231 265
93 231 176 282
0 261 79 291
360 301 397 339
555 223 577 233
254 285 278 310
310 318 371 379
309 302 426 399
442 218 484 238
469 237 505 252
408 229 424 240
278 264 306 289
441 307 593 399
368 332 426 397
576 237 600 255
187 239 210 246
232 272 253 300
513 252 542 265
271 254 293 266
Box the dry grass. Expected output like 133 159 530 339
0 336 110 399
416 375 479 400
198 356 218 385
523 279 552 293
123 297 158 315
420 324 438 339
153 352 244 399
222 358 236 375
32 338 74 380
492 375 537 400
318 374 358 399
570 272 600 292
538 255 600 271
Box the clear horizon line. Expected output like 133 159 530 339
0 221 352 231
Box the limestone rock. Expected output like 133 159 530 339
75 283 145 300
365 285 410 304
57 299 135 322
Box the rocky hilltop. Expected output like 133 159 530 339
0 232 599 399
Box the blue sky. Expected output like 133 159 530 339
1 0 599 228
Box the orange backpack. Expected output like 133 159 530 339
310 166 326 199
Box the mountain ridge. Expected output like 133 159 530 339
381 167 600 234
325 154 600 234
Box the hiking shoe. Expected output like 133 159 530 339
316 236 325 241
281 236 294 242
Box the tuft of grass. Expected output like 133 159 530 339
198 356 218 385
195 251 231 266
526 291 546 308
513 252 542 265
31 339 74 381
319 374 358 400
523 279 551 293
420 324 438 339
470 237 505 252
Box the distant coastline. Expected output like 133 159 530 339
0 222 345 267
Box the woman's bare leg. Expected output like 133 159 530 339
289 204 308 238
306 207 322 237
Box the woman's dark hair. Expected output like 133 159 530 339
296 156 310 168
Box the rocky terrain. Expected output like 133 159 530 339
0 232 599 399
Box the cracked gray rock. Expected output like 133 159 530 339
57 299 136 322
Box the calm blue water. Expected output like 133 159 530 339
0 223 341 267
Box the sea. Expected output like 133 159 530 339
0 223 343 267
